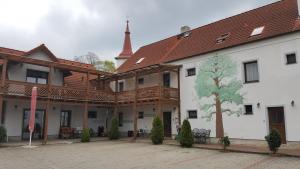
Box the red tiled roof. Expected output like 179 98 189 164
118 0 300 73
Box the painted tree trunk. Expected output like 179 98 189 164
215 97 224 138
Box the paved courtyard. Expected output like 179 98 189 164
0 141 300 169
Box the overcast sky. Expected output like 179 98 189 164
0 0 278 61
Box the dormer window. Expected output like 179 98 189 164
250 26 265 37
216 33 230 44
136 57 145 64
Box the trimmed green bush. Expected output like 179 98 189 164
220 136 230 151
265 129 282 154
81 128 90 143
0 126 6 143
179 120 194 148
109 117 119 140
151 116 164 145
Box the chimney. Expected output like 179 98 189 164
179 26 191 38
181 26 191 34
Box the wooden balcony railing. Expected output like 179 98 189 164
0 81 179 103
117 86 179 103
2 80 115 102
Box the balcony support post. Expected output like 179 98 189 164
113 77 118 118
156 69 163 120
0 96 3 125
133 73 138 140
83 72 90 129
1 57 7 89
177 67 181 125
43 66 53 144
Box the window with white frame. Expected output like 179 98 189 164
244 61 259 83
286 53 297 65
186 68 196 77
188 110 197 119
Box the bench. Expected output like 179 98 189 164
193 128 211 144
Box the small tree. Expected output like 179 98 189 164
219 136 230 151
151 116 164 145
109 117 119 140
0 126 7 143
265 129 282 154
81 128 90 143
179 120 194 148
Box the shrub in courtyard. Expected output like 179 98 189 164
219 136 230 151
0 126 7 143
265 129 282 154
81 128 90 143
179 119 194 148
109 117 119 140
151 116 164 145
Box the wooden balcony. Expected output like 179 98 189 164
117 86 179 104
1 80 115 103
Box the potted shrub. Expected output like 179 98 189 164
179 119 194 148
219 136 230 152
151 116 164 145
109 117 119 140
0 126 7 143
81 128 90 143
265 129 282 154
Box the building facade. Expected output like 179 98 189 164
1 0 300 143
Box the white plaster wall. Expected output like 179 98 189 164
7 51 64 86
4 99 61 138
110 71 178 92
117 105 178 136
171 32 300 141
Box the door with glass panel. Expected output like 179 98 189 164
22 109 45 140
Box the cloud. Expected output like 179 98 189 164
0 0 278 61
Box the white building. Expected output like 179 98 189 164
117 0 300 143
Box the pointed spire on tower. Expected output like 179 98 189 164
118 20 133 58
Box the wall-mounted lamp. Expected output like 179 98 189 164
291 100 295 107
257 102 261 108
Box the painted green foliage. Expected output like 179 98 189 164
195 55 243 137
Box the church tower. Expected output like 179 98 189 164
115 20 133 68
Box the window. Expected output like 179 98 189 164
136 57 145 64
286 53 297 65
26 69 48 84
244 105 253 115
186 68 196 77
138 112 144 119
138 78 144 85
216 33 230 44
118 82 124 92
118 113 123 127
250 26 265 36
244 61 259 83
163 73 171 88
188 110 197 119
60 111 71 127
88 111 97 119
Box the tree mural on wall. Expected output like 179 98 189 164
195 55 244 138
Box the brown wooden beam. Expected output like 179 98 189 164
83 102 88 129
177 67 181 125
1 57 7 88
0 96 3 125
43 99 50 144
133 73 138 140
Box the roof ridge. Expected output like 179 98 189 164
190 0 283 33
0 46 26 53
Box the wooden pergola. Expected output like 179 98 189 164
106 64 182 139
